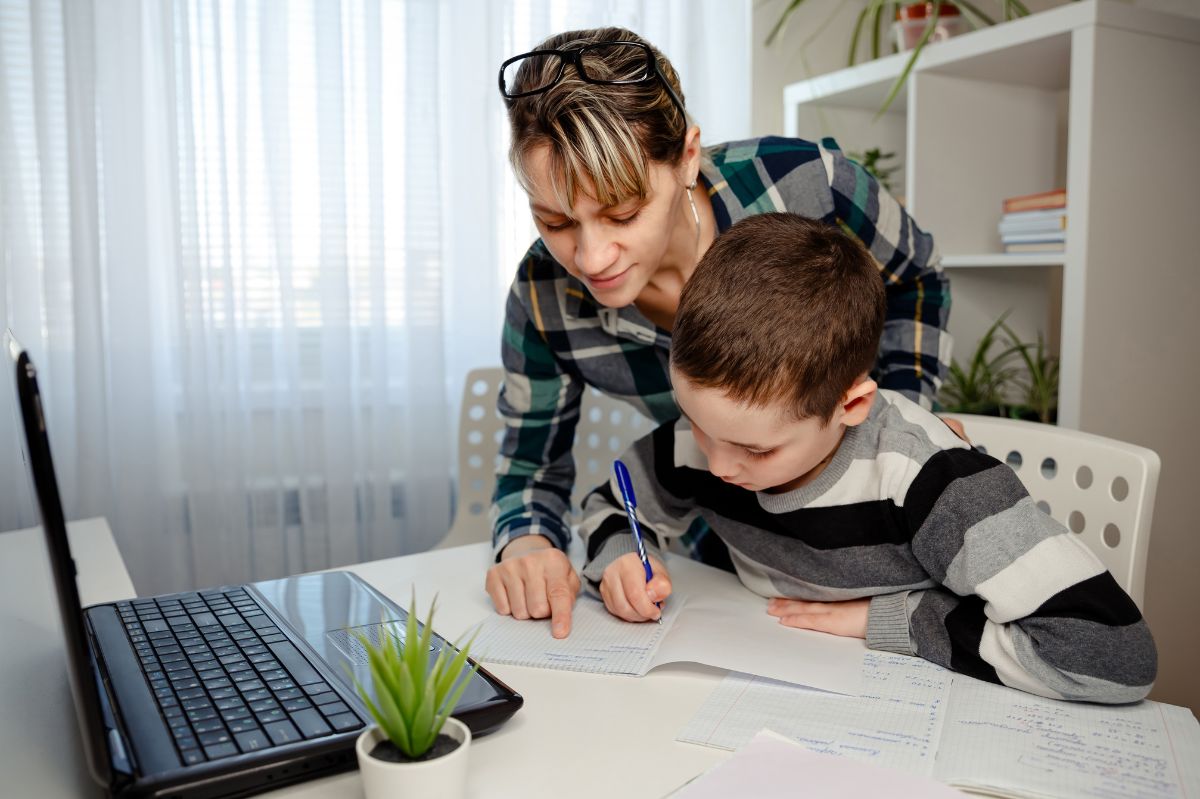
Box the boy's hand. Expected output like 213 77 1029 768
767 597 869 639
486 535 581 639
940 415 969 442
599 553 671 623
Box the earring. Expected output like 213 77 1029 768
685 181 701 253
686 180 700 231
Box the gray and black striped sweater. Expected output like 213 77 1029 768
579 390 1156 704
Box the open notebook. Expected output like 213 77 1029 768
470 552 868 696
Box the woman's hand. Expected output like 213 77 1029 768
599 553 671 623
766 597 870 639
485 536 581 639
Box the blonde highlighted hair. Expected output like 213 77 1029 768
504 27 688 214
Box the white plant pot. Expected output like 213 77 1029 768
356 718 472 799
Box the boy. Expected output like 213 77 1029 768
579 213 1156 704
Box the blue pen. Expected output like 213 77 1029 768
613 459 662 619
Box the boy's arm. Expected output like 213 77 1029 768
872 447 1157 704
491 272 581 560
819 138 951 409
579 419 702 588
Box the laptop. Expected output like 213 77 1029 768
6 331 522 798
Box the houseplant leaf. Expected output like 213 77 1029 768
348 591 481 761
765 0 812 46
878 2 940 117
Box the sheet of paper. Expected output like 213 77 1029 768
677 652 951 776
934 677 1200 799
472 594 686 675
648 589 865 696
671 729 967 799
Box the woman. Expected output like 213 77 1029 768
484 27 951 638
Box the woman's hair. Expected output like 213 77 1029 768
504 27 688 214
672 213 886 424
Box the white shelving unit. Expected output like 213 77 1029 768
784 0 1200 429
940 254 1066 269
783 0 1200 708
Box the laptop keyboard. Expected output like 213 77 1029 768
116 588 363 765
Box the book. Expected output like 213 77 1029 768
999 214 1067 235
1001 208 1068 223
1003 188 1066 213
1000 231 1066 244
1004 241 1066 253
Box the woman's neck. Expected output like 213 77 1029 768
635 185 716 331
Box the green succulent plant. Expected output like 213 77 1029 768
350 592 480 759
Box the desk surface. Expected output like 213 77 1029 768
0 519 730 799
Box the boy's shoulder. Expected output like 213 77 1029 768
830 391 984 505
866 390 973 459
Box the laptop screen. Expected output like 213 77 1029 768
7 330 114 788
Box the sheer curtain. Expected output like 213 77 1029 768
0 0 750 595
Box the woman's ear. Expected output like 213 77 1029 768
681 125 703 185
839 378 878 428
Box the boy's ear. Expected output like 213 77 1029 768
839 378 878 428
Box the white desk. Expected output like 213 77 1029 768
1 518 134 799
0 518 731 799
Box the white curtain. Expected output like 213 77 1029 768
0 0 750 595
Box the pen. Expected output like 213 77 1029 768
613 459 661 620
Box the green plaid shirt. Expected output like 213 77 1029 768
492 136 951 558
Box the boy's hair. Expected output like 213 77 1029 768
672 213 886 423
504 27 687 215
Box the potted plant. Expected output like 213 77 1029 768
848 147 900 193
766 0 1046 114
938 312 1022 417
1000 321 1059 423
350 593 480 799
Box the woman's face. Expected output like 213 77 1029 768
522 143 693 308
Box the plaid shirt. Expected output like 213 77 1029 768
492 136 951 558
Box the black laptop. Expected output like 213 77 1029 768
6 331 522 798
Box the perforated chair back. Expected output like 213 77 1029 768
438 368 653 550
942 414 1159 609
440 369 506 550
570 385 655 509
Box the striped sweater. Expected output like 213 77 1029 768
579 390 1157 704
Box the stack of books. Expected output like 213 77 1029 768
999 188 1066 253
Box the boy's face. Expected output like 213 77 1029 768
671 368 861 494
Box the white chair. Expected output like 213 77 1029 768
942 414 1160 609
437 367 653 550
